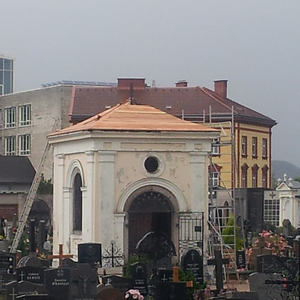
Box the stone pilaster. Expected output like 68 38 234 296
97 151 116 248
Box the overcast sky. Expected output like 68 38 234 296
1 0 300 167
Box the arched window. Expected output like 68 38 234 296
262 165 268 188
252 164 259 188
73 173 82 231
241 163 248 188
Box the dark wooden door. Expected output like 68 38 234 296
128 212 172 255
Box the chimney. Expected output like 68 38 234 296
117 78 145 90
176 80 188 87
214 80 228 98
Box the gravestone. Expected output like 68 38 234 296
70 263 98 299
96 285 123 300
157 269 173 284
249 272 283 300
157 282 186 300
44 267 71 300
181 249 203 284
101 275 130 294
6 280 47 300
256 254 286 273
78 243 102 267
17 266 44 284
236 250 246 269
130 262 147 296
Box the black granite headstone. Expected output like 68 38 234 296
17 266 44 284
70 263 98 299
101 275 130 294
44 268 71 300
130 262 147 296
157 282 186 300
78 243 102 267
181 249 203 284
157 269 173 284
257 255 285 273
6 280 47 300
236 250 246 269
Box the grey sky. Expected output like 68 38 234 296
1 0 300 167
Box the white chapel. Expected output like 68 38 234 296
48 100 219 261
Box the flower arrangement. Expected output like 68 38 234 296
246 230 292 269
125 289 144 300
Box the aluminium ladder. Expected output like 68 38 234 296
10 140 52 254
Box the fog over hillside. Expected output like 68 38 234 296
272 160 300 180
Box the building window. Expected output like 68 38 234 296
5 136 16 155
209 164 221 188
211 172 219 187
19 105 31 126
264 197 280 226
0 58 13 95
262 165 268 188
262 138 268 159
211 138 220 155
241 163 248 188
252 137 257 158
241 136 247 157
73 173 83 232
252 164 259 188
4 107 16 128
18 135 31 155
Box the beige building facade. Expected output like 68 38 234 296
49 102 219 261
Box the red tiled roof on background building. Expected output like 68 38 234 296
51 100 218 136
69 79 276 127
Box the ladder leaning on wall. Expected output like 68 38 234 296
10 120 59 254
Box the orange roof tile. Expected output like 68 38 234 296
51 100 217 136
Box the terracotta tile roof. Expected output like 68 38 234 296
69 85 276 127
51 100 217 136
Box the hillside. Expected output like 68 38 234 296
272 160 300 180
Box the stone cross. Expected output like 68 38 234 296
48 244 73 266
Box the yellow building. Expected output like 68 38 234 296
203 82 276 190
68 78 277 190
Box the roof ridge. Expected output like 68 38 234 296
204 88 276 122
200 87 237 113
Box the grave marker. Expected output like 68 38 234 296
236 250 246 269
16 266 44 284
130 262 147 296
44 267 71 300
249 272 283 300
48 244 73 267
181 249 203 284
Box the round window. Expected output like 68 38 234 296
144 156 159 173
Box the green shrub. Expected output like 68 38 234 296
222 215 244 250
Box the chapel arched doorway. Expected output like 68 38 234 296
126 187 177 257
